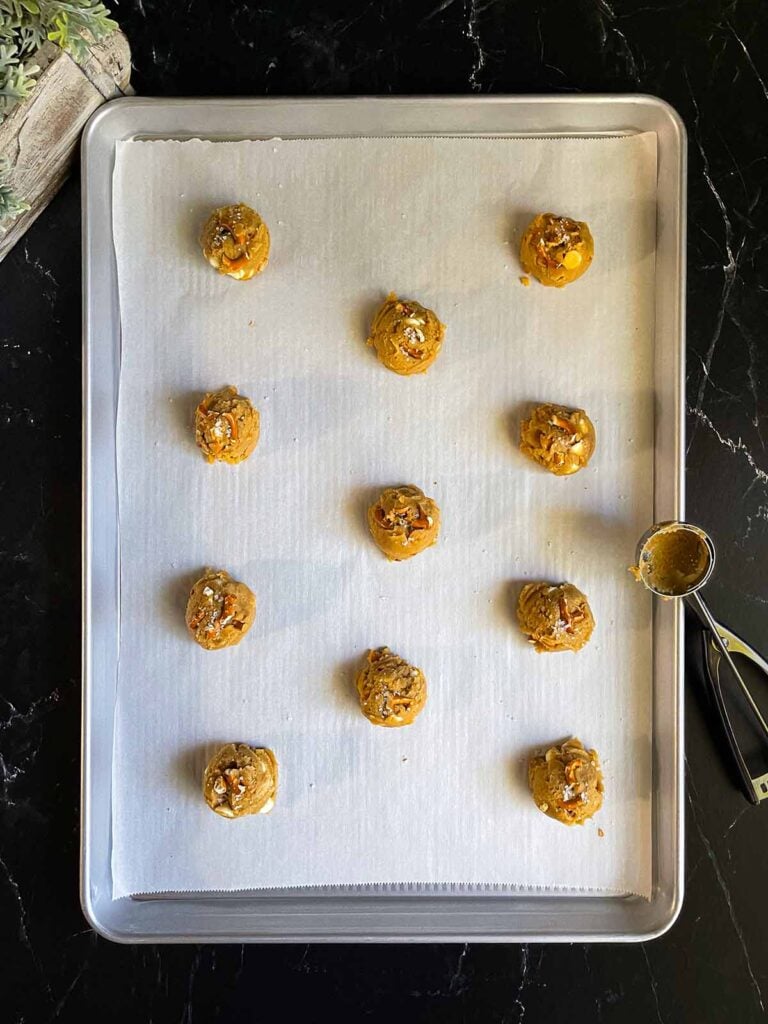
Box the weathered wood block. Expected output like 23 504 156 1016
0 29 131 262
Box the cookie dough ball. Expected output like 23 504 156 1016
519 403 595 476
368 485 440 561
195 385 260 465
356 647 427 727
200 203 270 280
517 582 595 652
203 743 278 818
520 213 594 287
367 292 445 375
528 737 604 825
185 569 256 650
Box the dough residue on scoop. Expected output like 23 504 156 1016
636 525 711 596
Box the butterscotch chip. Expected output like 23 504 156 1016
519 403 595 476
519 213 594 287
185 569 256 651
367 485 440 561
528 738 603 825
367 292 445 375
203 743 278 818
517 582 595 653
200 203 270 280
195 385 260 465
356 647 427 727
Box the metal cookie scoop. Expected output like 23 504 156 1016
635 521 768 805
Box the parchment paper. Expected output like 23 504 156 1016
112 134 657 898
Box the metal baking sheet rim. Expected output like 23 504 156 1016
81 95 686 943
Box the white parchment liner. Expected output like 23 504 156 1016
111 134 657 897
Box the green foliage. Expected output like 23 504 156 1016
0 43 40 119
0 1 116 224
0 155 30 227
0 0 117 122
44 2 118 63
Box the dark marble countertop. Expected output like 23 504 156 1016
2 1 767 1020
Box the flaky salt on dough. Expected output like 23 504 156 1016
367 292 445 375
517 582 595 653
367 485 440 561
519 212 594 288
200 203 270 280
356 647 427 727
185 569 256 651
519 403 595 476
528 738 604 825
203 743 278 818
194 385 260 465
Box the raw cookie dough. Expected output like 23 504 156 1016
194 385 260 465
367 485 440 561
203 743 278 818
367 292 445 375
356 647 427 727
528 737 604 825
519 403 596 476
519 213 594 287
517 582 595 652
200 203 270 280
185 569 256 650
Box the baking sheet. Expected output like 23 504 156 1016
111 133 657 899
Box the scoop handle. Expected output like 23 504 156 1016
686 590 768 804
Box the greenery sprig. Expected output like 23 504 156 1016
1 1 117 63
0 0 116 225
0 154 30 224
